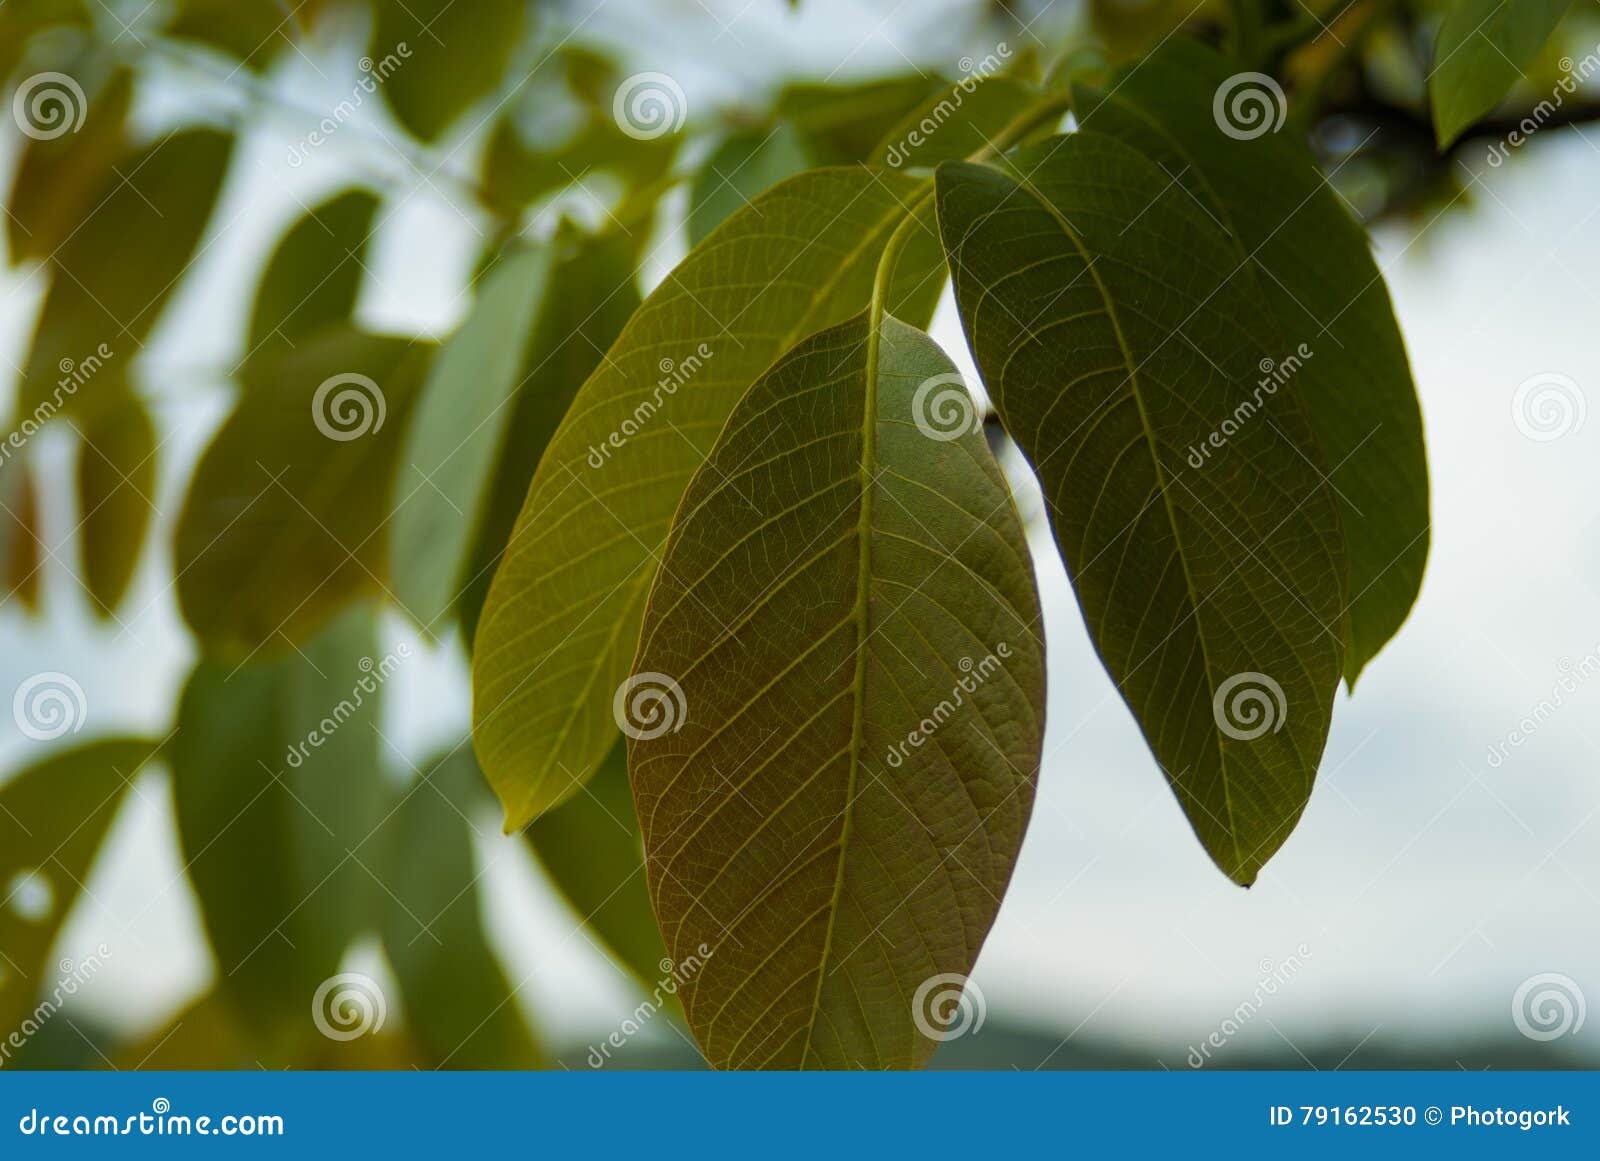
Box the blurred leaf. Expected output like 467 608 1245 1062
19 129 233 421
0 738 158 1032
456 229 641 642
525 737 667 993
0 0 88 83
174 326 432 655
481 115 678 219
938 133 1347 884
247 190 380 360
169 603 387 1047
6 67 131 263
1431 0 1573 146
2 463 44 613
166 0 330 65
373 0 529 142
471 167 934 828
868 74 1040 168
1076 38 1429 685
75 391 156 618
687 123 811 246
631 312 1044 1068
377 748 541 1068
390 248 552 634
775 75 944 163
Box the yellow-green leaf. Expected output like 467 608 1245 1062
75 391 156 618
247 190 380 360
472 168 936 827
372 0 528 142
1431 0 1574 147
631 312 1044 1069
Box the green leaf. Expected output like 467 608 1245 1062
0 738 158 1032
372 0 529 142
75 391 156 618
19 129 233 421
454 230 641 643
169 603 387 1044
1430 0 1574 147
472 167 935 828
247 190 380 359
1076 38 1429 683
0 1 88 84
6 67 132 263
166 0 328 65
390 248 552 634
775 75 944 164
174 325 432 655
687 123 812 246
525 737 668 993
2 462 44 613
377 748 542 1068
869 74 1041 169
937 133 1346 884
631 311 1044 1069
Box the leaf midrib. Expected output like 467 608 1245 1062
995 160 1245 873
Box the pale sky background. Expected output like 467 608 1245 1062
1 0 1596 1065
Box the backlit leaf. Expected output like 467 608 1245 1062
390 248 552 634
472 168 936 827
1431 0 1574 147
0 738 158 1032
19 129 232 421
174 325 432 655
378 748 542 1068
526 737 667 992
372 0 528 142
937 133 1346 883
1076 38 1429 683
75 391 156 618
6 67 131 263
631 312 1044 1069
169 603 387 1043
687 123 812 246
247 190 380 360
